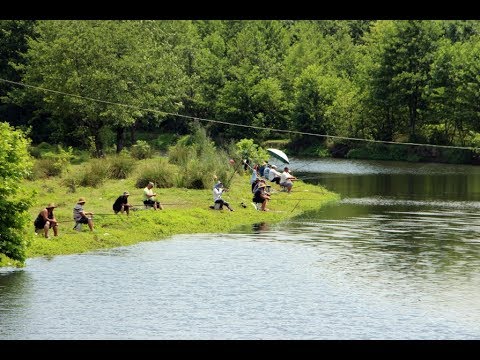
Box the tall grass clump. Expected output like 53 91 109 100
130 140 153 160
28 145 74 179
106 153 137 179
135 157 178 189
168 125 232 189
76 158 111 187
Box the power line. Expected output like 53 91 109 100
1 77 478 151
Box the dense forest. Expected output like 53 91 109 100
1 20 480 161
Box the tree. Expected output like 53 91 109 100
362 20 443 142
0 122 33 265
0 20 36 128
214 21 290 141
12 20 184 155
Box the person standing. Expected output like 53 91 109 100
113 191 132 215
34 203 58 238
143 181 163 210
73 197 94 231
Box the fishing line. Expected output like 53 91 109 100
2 77 477 151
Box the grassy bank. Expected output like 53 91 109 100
1 169 339 267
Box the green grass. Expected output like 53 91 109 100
4 159 339 266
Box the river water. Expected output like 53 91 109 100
1 158 480 339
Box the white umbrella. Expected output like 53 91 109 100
267 148 289 164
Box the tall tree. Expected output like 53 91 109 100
0 122 33 265
11 20 184 155
362 20 442 142
0 20 36 127
214 20 290 141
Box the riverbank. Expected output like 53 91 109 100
0 174 339 268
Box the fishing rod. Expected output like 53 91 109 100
224 157 244 189
130 202 192 207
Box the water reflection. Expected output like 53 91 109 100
252 222 269 233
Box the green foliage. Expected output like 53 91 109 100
153 133 178 150
130 140 153 160
28 145 74 179
262 139 290 149
76 159 111 188
234 138 269 164
106 153 136 179
168 125 232 189
135 158 178 189
439 148 472 164
29 142 57 158
5 20 480 165
0 122 34 264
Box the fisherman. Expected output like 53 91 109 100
34 203 58 238
211 181 234 211
113 191 132 215
252 179 271 211
73 197 94 231
143 181 163 210
268 165 281 185
263 163 271 181
280 167 298 193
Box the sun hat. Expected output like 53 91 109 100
46 203 56 208
148 181 154 186
123 191 130 196
77 197 86 203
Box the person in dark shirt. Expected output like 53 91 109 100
252 179 271 211
34 203 58 238
113 191 132 215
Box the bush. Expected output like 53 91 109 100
77 159 111 187
135 158 178 189
27 145 74 179
29 142 57 159
167 126 234 189
153 133 178 151
30 158 61 179
106 154 136 179
130 140 152 160
0 122 34 265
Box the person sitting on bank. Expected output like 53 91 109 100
268 165 281 185
143 181 163 210
113 191 132 215
73 197 94 231
280 166 298 193
252 179 271 211
211 181 234 211
34 203 58 239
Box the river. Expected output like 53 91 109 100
1 158 480 339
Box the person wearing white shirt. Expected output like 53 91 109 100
279 167 297 193
268 165 281 184
211 181 234 211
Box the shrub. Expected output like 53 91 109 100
106 154 136 179
0 122 34 265
167 126 234 189
135 158 178 189
130 140 152 160
29 142 56 159
77 159 111 187
153 133 178 151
